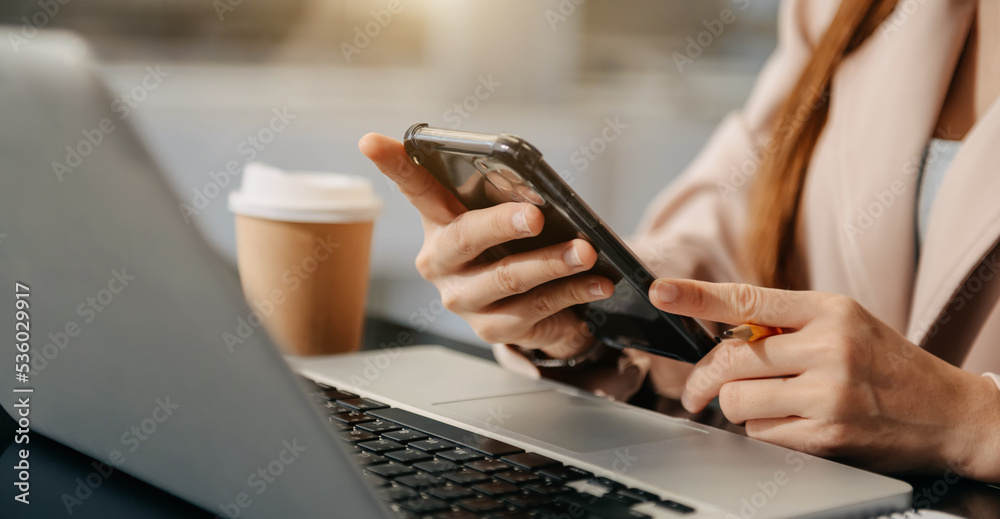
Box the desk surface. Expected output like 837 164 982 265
2 317 998 518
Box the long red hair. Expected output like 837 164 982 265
747 0 899 289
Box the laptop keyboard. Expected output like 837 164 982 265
306 379 696 519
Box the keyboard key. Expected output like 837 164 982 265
338 397 390 411
330 411 374 425
617 488 659 503
396 496 449 514
322 401 353 415
339 429 378 443
557 492 652 519
656 500 696 514
381 429 429 443
427 484 475 501
330 421 354 431
368 408 524 456
317 388 358 400
385 449 434 464
471 480 520 497
494 470 541 485
456 496 504 513
501 452 560 471
436 448 484 463
524 481 570 496
356 420 403 434
486 511 533 519
362 472 391 488
377 486 418 502
355 451 389 466
367 462 416 478
501 492 550 509
394 473 445 490
413 460 459 474
588 476 625 491
442 469 491 485
428 511 479 519
603 492 641 506
538 465 592 483
358 439 406 454
465 459 515 474
409 438 456 453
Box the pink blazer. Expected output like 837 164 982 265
627 0 1000 390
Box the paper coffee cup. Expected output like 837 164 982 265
229 162 382 355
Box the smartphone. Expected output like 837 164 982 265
403 123 719 363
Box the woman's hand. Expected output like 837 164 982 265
359 133 614 359
649 278 1000 481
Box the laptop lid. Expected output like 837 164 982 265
0 29 389 519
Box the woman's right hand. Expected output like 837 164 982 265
359 133 614 359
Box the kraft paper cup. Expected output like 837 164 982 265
228 162 382 355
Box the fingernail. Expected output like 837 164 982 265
512 209 531 234
589 282 604 297
680 391 693 412
564 244 584 267
654 281 677 304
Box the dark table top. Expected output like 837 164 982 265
2 317 998 518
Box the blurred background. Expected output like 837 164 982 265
0 0 779 347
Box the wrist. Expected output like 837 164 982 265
944 372 1000 482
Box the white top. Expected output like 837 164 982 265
916 138 962 254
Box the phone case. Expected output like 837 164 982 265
403 123 719 363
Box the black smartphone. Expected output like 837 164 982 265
403 123 719 363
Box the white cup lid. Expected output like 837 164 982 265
229 162 382 223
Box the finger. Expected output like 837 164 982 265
492 344 541 379
716 377 811 424
529 310 597 359
682 334 810 412
743 417 810 450
487 274 614 337
649 278 822 329
358 133 465 224
744 416 849 459
457 239 600 310
434 203 543 271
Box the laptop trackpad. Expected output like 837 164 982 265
434 390 700 453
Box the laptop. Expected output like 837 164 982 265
0 30 912 519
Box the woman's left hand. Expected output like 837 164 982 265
649 279 1000 481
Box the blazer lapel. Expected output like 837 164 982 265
907 98 1000 346
826 0 975 334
